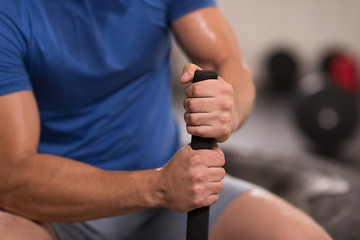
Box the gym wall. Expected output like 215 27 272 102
171 0 360 87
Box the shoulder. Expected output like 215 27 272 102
0 0 28 19
0 0 30 39
167 0 217 23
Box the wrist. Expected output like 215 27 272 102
143 168 166 208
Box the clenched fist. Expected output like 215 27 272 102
156 144 225 212
181 64 235 143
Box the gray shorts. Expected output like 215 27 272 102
51 175 256 240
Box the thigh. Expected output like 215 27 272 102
51 175 257 240
0 209 57 240
210 188 332 240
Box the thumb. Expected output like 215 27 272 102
180 63 202 84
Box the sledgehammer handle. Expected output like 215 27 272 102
186 70 218 240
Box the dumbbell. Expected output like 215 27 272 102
293 72 358 149
264 48 299 92
320 50 358 95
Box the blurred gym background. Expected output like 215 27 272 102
171 1 360 239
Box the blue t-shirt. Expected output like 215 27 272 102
0 0 216 170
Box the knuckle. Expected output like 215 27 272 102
219 156 225 167
206 195 219 206
216 152 225 166
186 125 194 135
183 112 188 122
219 113 231 124
215 194 220 202
184 113 192 125
220 124 231 135
221 99 233 111
223 83 234 95
190 171 204 182
188 114 197 125
221 168 226 178
183 99 188 110
192 184 205 196
212 194 220 204
193 198 203 208
188 125 202 137
218 182 224 192
187 99 196 112
192 84 202 96
186 125 192 134
218 152 225 164
219 148 225 158
189 154 202 166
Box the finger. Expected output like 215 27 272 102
189 149 225 168
212 144 224 157
207 167 226 182
203 182 223 206
208 181 224 195
187 123 231 141
180 63 202 84
187 125 214 139
184 97 233 114
184 98 218 113
202 194 219 207
184 112 216 126
192 182 223 208
185 77 228 98
184 112 231 136
185 80 218 98
201 150 225 168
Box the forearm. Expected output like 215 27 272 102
0 153 162 222
172 7 256 133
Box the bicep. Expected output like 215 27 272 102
0 90 40 160
0 10 37 157
171 7 243 68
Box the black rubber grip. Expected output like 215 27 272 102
187 206 210 240
187 70 218 240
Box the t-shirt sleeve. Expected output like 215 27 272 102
0 4 32 96
168 0 217 23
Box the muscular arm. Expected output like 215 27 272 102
0 6 233 223
172 7 255 142
0 91 224 222
0 91 163 222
